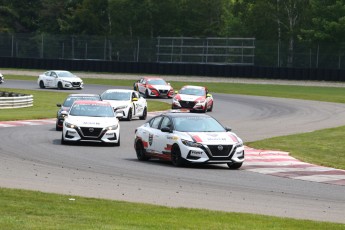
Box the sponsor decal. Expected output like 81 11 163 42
190 134 202 142
227 133 239 142
167 136 179 141
164 144 172 151
149 134 153 146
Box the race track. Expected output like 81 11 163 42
1 79 345 223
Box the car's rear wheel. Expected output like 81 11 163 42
58 82 63 90
135 140 149 161
171 145 184 167
139 107 147 120
126 108 132 121
39 81 45 89
227 162 243 169
56 122 62 131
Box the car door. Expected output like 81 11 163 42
133 91 145 115
146 116 163 153
44 71 54 87
50 71 59 88
155 116 174 154
137 78 146 94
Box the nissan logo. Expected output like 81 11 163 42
89 128 94 132
217 145 223 151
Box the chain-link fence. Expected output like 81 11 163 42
0 33 344 69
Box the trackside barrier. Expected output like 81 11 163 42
0 92 33 109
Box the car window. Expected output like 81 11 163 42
63 96 100 107
173 116 225 132
160 117 172 129
150 116 163 129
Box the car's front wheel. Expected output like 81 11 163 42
135 140 150 161
171 145 184 167
57 82 63 90
227 162 243 169
126 108 133 121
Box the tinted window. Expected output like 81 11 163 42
173 116 225 132
63 96 100 107
150 116 163 129
160 117 172 129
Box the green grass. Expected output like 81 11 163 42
0 187 343 230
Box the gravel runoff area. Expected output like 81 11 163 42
2 69 345 88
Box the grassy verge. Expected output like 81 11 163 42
0 187 343 230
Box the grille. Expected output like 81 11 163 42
159 90 168 94
179 100 195 108
80 127 103 137
207 145 232 157
72 82 81 87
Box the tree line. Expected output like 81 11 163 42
0 0 344 43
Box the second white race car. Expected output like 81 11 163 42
101 89 147 121
134 112 244 169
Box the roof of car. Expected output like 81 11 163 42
73 100 110 106
160 111 211 118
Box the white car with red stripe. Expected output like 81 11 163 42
134 76 174 98
134 112 244 169
172 85 213 112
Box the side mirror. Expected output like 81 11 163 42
161 127 173 133
56 103 61 107
225 127 232 132
61 111 68 116
132 97 138 101
206 93 212 97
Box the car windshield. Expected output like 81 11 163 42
57 71 75 78
173 116 225 132
63 96 100 107
69 104 114 117
179 88 204 96
147 79 166 85
101 91 131 100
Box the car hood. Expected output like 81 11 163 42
59 77 83 82
148 84 172 90
103 100 130 108
175 94 204 102
65 116 118 128
185 132 242 145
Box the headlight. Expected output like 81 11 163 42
62 80 71 84
65 122 77 129
116 105 128 110
181 139 203 148
106 124 119 130
196 99 205 103
236 142 244 148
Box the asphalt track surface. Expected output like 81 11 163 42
1 78 345 224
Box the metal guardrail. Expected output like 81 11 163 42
0 92 33 109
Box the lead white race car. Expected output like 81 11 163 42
134 112 244 169
61 100 122 146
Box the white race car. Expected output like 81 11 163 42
134 112 244 169
38 70 83 90
172 85 214 112
61 100 122 146
101 89 147 121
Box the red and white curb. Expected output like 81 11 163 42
1 118 344 186
244 147 345 186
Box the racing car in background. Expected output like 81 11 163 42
133 76 174 98
134 112 244 169
172 85 213 112
37 70 83 90
55 94 101 131
0 72 4 84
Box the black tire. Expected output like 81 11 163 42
39 81 45 89
135 140 149 161
61 133 67 145
227 162 243 169
203 103 207 113
114 135 120 146
144 90 149 98
56 123 62 131
126 108 132 121
139 107 147 120
208 103 213 112
171 145 184 167
57 82 63 90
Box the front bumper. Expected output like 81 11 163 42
62 126 120 143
